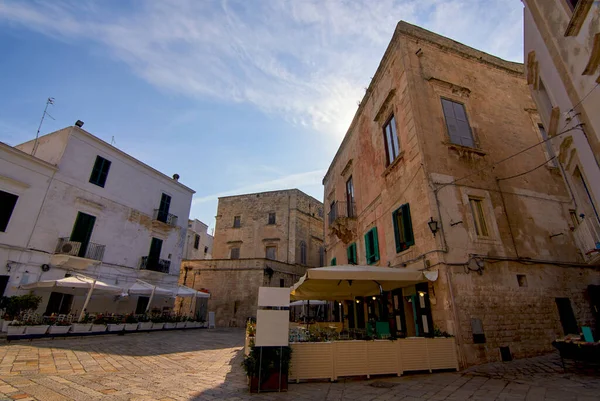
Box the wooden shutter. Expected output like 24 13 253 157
90 156 111 187
364 231 372 263
392 208 401 252
402 204 414 247
441 99 474 148
372 227 379 263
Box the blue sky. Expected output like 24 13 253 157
0 0 524 231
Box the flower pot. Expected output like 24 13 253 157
186 321 196 328
90 324 107 333
138 322 153 331
176 322 187 329
249 373 288 393
164 322 176 330
70 323 92 333
107 324 124 332
48 325 71 335
25 325 50 335
150 323 164 330
124 323 139 331
7 326 26 336
1 320 11 332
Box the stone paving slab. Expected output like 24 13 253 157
0 329 599 401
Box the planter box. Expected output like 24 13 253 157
399 337 429 372
124 323 139 331
176 322 187 329
249 373 288 393
107 324 124 332
7 326 26 336
71 323 92 333
151 323 164 330
289 342 334 382
187 321 197 328
427 338 459 370
90 324 107 333
164 322 176 330
48 325 72 335
2 320 11 332
25 325 50 335
138 322 153 331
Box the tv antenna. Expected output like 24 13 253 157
32 97 55 155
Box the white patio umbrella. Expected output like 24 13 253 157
127 281 174 314
21 276 123 322
173 286 210 315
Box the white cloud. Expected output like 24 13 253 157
0 0 524 140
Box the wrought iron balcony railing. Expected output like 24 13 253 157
55 237 105 261
140 256 171 273
153 209 178 226
328 201 357 225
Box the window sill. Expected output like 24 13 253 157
444 142 487 157
382 151 405 177
564 0 593 37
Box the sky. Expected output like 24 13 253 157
0 0 524 231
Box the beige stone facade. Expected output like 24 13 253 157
324 21 600 366
179 189 324 327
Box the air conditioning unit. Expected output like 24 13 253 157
58 241 81 256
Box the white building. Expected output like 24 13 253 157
183 219 213 260
1 124 195 317
523 0 600 262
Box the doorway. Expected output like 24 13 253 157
0 275 9 297
44 292 74 315
70 212 96 258
136 296 150 315
555 298 578 335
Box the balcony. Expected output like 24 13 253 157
573 217 600 263
51 237 105 269
140 256 171 273
153 209 178 226
328 201 357 243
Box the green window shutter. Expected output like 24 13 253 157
364 232 372 263
392 208 402 253
372 227 379 263
331 257 337 266
347 243 357 264
402 204 415 247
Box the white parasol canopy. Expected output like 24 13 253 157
127 281 174 296
21 276 122 292
174 285 210 298
290 265 432 300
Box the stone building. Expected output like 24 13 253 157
323 21 600 366
523 0 600 262
1 124 194 317
180 189 324 327
183 219 213 260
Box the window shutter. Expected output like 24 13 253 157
392 209 401 253
347 245 352 263
402 204 414 247
364 232 372 263
372 227 379 263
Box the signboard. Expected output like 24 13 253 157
255 287 290 347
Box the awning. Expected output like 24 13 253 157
127 281 174 296
290 300 327 306
174 285 210 298
290 265 433 300
21 276 122 293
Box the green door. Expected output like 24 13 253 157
70 212 96 258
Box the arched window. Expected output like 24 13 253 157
300 241 307 265
319 246 324 267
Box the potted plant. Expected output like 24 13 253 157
2 294 43 332
138 315 153 331
124 314 139 331
106 316 124 332
242 346 292 393
150 316 164 330
164 316 177 330
48 320 72 335
175 316 187 329
24 320 50 335
90 315 108 333
7 321 26 336
71 314 93 333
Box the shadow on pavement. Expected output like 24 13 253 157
189 347 250 400
4 328 245 357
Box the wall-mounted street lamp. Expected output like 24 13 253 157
428 217 439 237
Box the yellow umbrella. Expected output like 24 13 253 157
290 265 432 300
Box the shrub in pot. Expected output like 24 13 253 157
90 315 108 333
124 314 139 331
163 316 177 330
24 320 50 335
48 320 72 335
7 321 26 336
175 316 187 329
150 316 165 330
106 316 124 332
242 346 292 393
138 315 153 330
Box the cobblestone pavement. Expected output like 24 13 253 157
0 329 598 401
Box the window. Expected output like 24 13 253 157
268 212 276 225
0 190 19 232
567 0 579 10
230 247 240 259
89 156 111 187
346 176 355 217
193 234 200 249
279 278 285 288
392 204 415 253
319 246 324 267
538 124 558 167
383 115 401 166
537 79 554 122
471 318 486 344
300 241 307 265
331 257 337 266
266 246 276 260
364 227 380 265
70 212 96 258
204 246 209 254
233 216 241 228
347 243 357 265
469 198 489 237
148 237 163 263
517 274 528 287
156 193 172 223
441 99 474 148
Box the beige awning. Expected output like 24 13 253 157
290 265 431 300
